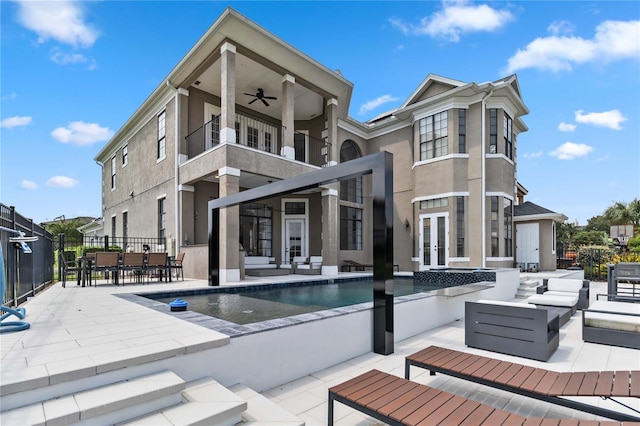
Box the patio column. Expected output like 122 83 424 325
220 42 236 145
281 74 295 159
218 166 240 282
326 98 338 166
321 186 339 275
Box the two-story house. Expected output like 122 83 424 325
95 8 530 282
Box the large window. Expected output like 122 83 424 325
111 216 116 237
491 196 499 257
458 109 466 153
158 197 166 240
489 109 498 154
110 156 116 190
504 113 513 160
247 126 258 148
340 206 362 250
419 197 448 209
419 111 448 160
240 203 272 256
504 198 513 257
123 211 128 248
157 110 166 160
456 196 465 257
340 141 363 203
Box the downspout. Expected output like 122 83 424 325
167 80 180 255
481 85 494 268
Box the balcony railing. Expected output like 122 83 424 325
185 111 331 166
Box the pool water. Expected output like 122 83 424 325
152 279 439 325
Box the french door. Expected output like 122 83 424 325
419 213 449 269
284 219 305 264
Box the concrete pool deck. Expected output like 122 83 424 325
1 273 638 425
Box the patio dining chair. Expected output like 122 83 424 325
169 252 185 281
93 252 121 286
146 252 169 283
59 251 81 288
121 252 146 283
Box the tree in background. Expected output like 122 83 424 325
604 199 640 227
584 214 609 232
45 218 83 241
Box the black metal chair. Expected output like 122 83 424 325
59 251 81 288
93 252 121 286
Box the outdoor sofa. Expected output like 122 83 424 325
244 256 288 276
582 294 640 349
465 300 559 361
529 278 590 310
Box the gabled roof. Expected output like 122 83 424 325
399 74 466 110
514 201 567 222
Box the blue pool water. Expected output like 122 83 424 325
150 279 439 325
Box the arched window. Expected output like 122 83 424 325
340 140 363 250
340 140 362 203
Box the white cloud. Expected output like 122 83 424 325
0 115 33 128
21 180 38 190
14 0 99 48
358 95 400 115
547 20 575 36
51 121 114 146
49 47 98 70
2 92 17 101
523 151 543 158
550 142 593 160
575 109 627 130
505 20 640 73
390 1 514 42
46 176 79 188
558 122 576 132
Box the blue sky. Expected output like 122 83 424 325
1 1 639 226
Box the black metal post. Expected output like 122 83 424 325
59 233 65 288
209 208 220 286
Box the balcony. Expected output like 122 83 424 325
184 111 330 167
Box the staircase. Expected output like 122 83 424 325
515 277 541 299
1 370 304 426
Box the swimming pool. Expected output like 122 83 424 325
148 278 439 324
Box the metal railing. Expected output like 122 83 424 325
185 111 331 166
1 204 54 307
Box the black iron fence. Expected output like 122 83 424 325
1 204 54 307
557 246 617 281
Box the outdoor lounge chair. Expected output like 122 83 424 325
404 345 640 422
341 259 399 272
296 256 323 275
328 369 635 425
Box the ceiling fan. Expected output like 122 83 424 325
245 88 277 107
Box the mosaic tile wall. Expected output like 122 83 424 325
414 270 496 288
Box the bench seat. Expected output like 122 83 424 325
583 297 640 349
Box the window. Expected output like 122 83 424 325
284 202 306 215
491 196 499 257
235 121 240 144
240 203 273 256
157 110 166 159
264 131 272 152
247 126 258 148
419 111 448 160
122 145 128 167
123 211 128 248
340 140 363 203
489 109 497 154
110 156 116 190
158 197 166 240
504 198 513 257
504 113 513 159
340 206 362 250
111 216 116 237
419 198 448 209
294 132 307 162
458 109 466 153
456 196 465 257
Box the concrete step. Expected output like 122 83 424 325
120 378 247 426
230 383 304 425
1 371 185 426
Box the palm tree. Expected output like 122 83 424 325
605 199 640 226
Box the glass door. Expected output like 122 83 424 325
284 219 305 264
419 213 449 269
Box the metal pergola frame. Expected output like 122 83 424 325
207 151 395 355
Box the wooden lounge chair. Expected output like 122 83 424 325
341 259 399 272
328 369 633 425
405 345 640 422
